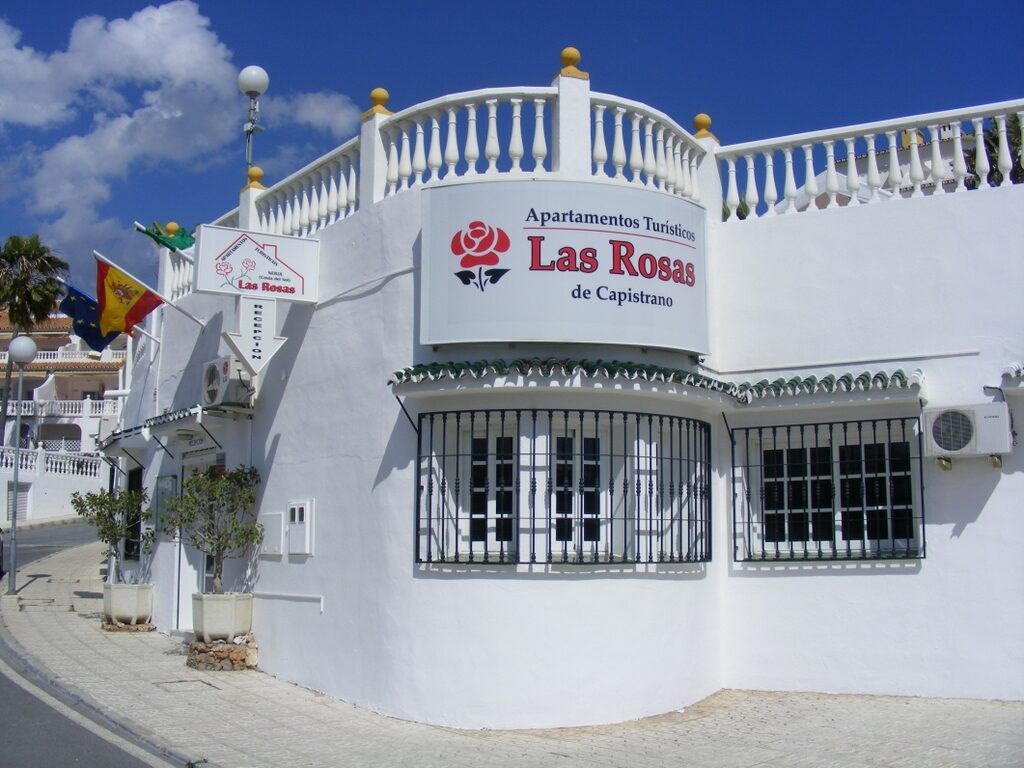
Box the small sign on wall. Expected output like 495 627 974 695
194 225 320 304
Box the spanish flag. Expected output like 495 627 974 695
96 256 164 336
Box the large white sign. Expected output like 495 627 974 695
194 225 320 304
421 181 708 353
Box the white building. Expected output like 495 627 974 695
102 49 1024 728
2 311 127 523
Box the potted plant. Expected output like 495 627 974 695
163 465 262 642
71 488 155 626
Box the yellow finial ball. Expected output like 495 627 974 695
165 222 180 236
693 113 712 135
370 87 389 109
561 46 581 68
248 166 264 185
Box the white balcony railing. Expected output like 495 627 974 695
4 399 121 418
0 349 127 365
716 99 1024 220
230 54 710 243
0 446 102 478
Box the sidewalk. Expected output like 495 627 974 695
1 543 1022 768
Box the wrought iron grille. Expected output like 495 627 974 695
730 417 925 561
416 408 711 564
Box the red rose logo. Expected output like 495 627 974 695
451 221 512 292
451 220 510 268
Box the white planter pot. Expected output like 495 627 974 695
103 583 154 625
192 593 253 642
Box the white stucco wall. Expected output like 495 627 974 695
712 185 1024 702
123 171 1024 729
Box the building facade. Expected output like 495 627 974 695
103 50 1024 728
2 312 126 522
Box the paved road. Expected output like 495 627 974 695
0 522 172 767
2 520 98 577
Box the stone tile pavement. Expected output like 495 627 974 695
1 542 1022 768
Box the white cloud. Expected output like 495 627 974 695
0 1 360 283
263 91 361 140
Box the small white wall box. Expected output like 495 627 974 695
922 403 1012 457
259 512 284 556
287 500 314 555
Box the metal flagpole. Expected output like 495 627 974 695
93 250 205 328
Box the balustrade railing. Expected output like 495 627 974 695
717 99 1024 220
3 399 121 418
254 138 361 238
0 446 102 478
590 93 704 201
379 87 557 195
0 349 127 364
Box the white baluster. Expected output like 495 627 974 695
592 104 608 177
762 150 777 216
509 99 524 172
743 154 759 218
928 124 946 194
282 190 294 235
444 107 460 177
386 129 400 196
844 137 861 205
399 124 412 190
337 160 349 219
306 177 319 233
995 114 1012 186
532 99 547 172
824 140 839 208
464 103 479 176
655 126 667 190
628 112 643 185
783 146 797 214
484 98 500 174
951 123 967 192
256 201 268 232
689 151 700 202
428 113 442 181
327 163 339 224
664 134 677 193
908 130 924 196
802 143 819 212
347 156 358 213
725 157 739 220
268 195 280 234
864 135 881 202
971 117 990 188
885 130 903 199
679 147 691 198
300 184 312 236
317 168 329 228
642 117 656 188
412 118 427 185
611 107 626 179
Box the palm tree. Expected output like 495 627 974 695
0 235 69 445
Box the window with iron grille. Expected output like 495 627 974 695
417 408 711 564
731 417 925 561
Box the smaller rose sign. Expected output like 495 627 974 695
451 220 510 291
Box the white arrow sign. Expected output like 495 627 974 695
223 296 286 376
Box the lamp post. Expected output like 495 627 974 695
7 334 37 594
238 65 270 169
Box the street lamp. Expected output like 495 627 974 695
238 65 270 169
7 334 36 594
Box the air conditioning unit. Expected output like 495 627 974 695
200 357 251 407
922 403 1011 457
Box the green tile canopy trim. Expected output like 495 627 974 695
388 359 923 404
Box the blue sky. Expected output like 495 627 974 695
1 0 1021 287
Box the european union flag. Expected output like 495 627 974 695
59 285 120 353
